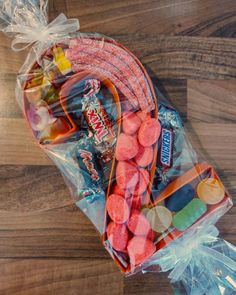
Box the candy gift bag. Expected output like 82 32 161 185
0 1 236 294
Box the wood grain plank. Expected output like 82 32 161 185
0 35 27 74
185 122 236 172
188 80 236 123
0 74 21 118
186 80 236 192
0 118 52 165
124 272 173 295
155 79 187 120
0 259 123 295
0 165 71 212
120 35 236 79
49 0 236 38
0 204 108 258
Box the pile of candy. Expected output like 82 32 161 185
106 113 161 266
22 35 231 274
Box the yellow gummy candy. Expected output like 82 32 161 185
53 47 72 75
197 177 225 205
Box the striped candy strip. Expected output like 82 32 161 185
66 36 155 112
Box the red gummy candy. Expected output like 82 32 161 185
127 210 152 236
138 118 161 147
127 236 156 266
115 133 139 161
112 183 125 196
131 168 150 196
116 161 139 190
106 194 130 224
122 111 142 135
135 145 154 167
107 222 129 251
112 184 131 198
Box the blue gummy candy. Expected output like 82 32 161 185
165 183 195 212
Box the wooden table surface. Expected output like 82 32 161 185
0 0 236 294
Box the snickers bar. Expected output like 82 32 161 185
160 128 173 168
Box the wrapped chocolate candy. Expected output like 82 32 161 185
0 1 236 294
81 79 116 162
75 135 103 190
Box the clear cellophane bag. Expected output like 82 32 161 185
0 1 236 294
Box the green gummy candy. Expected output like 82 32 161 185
172 198 207 231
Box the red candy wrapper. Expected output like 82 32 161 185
1 1 236 294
